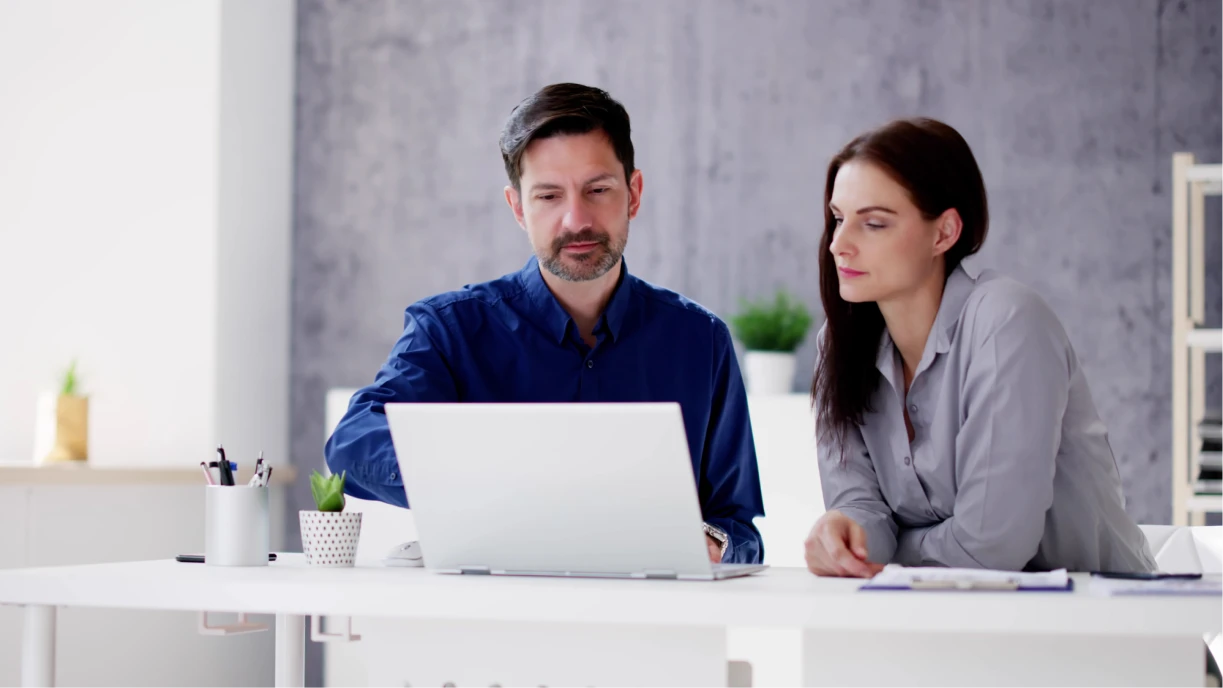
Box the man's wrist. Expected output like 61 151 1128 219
703 522 729 560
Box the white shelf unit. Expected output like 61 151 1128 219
1171 153 1222 525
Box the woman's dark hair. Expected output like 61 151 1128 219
811 117 989 455
499 82 634 190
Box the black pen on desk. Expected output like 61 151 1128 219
207 461 222 485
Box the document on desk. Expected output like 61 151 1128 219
859 564 1072 592
1089 574 1222 597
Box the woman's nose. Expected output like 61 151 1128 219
829 226 853 256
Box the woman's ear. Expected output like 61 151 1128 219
932 209 963 256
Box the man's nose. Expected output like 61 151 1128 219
563 196 594 232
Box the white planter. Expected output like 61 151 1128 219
300 510 363 567
743 351 798 395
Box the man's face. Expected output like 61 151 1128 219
505 130 643 282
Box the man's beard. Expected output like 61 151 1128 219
538 226 627 282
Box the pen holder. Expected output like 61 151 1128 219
205 486 270 567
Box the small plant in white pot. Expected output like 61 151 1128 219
730 290 814 395
300 470 363 567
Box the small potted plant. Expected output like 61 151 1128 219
300 469 363 567
42 359 90 463
729 290 814 395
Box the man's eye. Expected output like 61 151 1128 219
590 187 608 194
538 194 557 201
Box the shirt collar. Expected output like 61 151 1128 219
875 263 977 384
928 263 977 356
518 255 632 345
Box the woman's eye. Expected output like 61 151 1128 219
865 222 886 230
833 217 844 227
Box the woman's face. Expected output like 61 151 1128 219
827 160 959 305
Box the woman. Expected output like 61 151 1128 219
805 117 1156 577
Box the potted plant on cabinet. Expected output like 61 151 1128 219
42 359 89 463
300 469 363 567
729 290 814 395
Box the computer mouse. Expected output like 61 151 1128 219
384 540 424 567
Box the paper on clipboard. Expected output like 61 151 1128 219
860 564 1072 591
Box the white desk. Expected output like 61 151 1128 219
0 555 1218 687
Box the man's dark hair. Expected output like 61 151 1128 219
499 83 635 190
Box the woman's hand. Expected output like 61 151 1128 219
804 510 885 578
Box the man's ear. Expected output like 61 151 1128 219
504 185 526 231
627 169 644 220
932 208 962 257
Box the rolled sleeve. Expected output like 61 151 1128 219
699 322 766 564
819 423 899 564
324 303 458 507
897 289 1069 570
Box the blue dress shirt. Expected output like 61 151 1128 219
325 256 766 564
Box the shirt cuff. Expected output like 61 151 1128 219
894 526 930 566
833 506 898 564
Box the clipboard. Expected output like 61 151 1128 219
858 565 1074 592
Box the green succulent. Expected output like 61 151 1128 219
729 290 814 353
310 469 347 512
60 359 79 396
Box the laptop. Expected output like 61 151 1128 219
384 402 768 581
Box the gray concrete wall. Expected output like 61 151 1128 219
291 0 1220 537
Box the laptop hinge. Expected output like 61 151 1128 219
458 566 491 575
643 570 677 579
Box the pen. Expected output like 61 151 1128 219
207 461 222 485
217 445 234 486
200 461 215 486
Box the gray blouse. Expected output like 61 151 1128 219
818 266 1156 573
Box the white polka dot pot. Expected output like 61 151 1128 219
299 510 363 567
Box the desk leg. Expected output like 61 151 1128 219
275 614 305 687
21 605 56 687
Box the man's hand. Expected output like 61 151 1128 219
706 534 724 563
804 510 884 578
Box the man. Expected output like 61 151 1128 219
325 83 764 564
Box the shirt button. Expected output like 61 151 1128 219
903 456 911 466
909 403 918 413
390 470 398 481
586 359 594 369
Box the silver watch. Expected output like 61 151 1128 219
703 523 729 560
